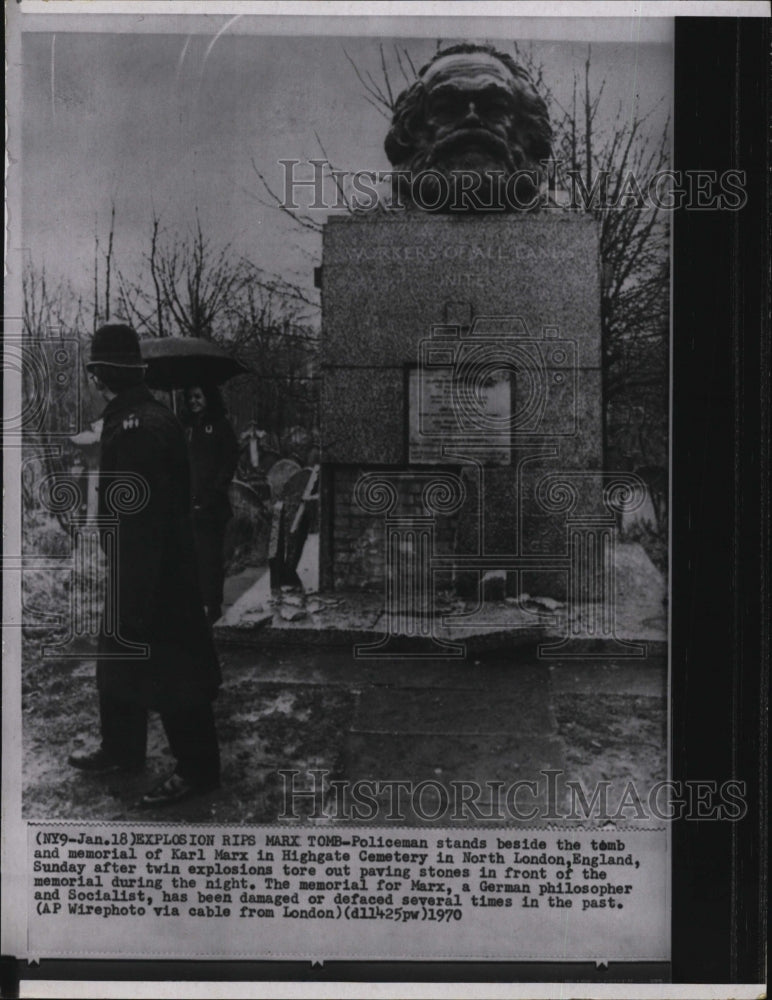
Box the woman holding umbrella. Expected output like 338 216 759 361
184 384 239 624
140 336 249 624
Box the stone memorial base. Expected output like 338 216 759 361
320 213 605 601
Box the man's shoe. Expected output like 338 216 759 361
139 773 218 808
68 749 142 774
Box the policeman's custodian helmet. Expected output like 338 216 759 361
87 323 147 370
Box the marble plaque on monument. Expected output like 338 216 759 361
407 365 512 464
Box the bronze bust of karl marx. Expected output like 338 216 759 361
384 43 552 212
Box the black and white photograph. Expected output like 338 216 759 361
2 1 767 994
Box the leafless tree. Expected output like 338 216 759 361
90 201 119 332
342 42 418 119
549 48 670 474
21 264 100 530
147 213 248 340
218 267 319 434
105 214 321 435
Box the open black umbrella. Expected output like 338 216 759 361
140 337 250 390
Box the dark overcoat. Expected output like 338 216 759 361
96 383 221 709
186 413 239 526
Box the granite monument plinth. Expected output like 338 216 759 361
320 212 605 600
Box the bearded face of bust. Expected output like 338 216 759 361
421 53 526 173
384 47 552 211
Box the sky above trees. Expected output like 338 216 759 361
18 18 672 303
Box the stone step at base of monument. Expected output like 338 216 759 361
215 581 666 650
216 625 665 659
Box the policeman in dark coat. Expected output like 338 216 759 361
68 324 222 807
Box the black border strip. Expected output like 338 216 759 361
671 15 768 985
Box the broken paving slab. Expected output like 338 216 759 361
219 570 273 628
438 600 555 628
376 607 546 649
217 575 663 651
273 594 383 633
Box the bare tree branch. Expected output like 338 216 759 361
104 201 115 321
250 158 323 233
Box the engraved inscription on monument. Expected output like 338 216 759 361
407 365 512 465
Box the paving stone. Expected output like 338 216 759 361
343 731 567 825
548 660 666 697
351 665 553 736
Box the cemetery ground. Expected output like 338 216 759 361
21 604 667 825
